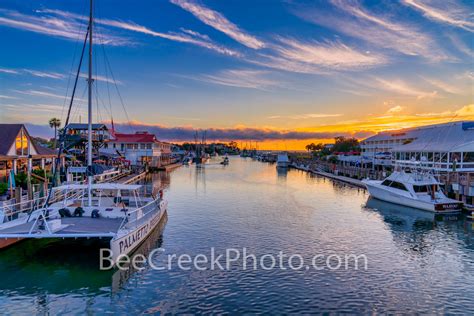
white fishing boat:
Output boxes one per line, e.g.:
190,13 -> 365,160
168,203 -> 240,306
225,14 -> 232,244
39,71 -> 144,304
363,161 -> 462,213
0,0 -> 167,263
276,153 -> 289,169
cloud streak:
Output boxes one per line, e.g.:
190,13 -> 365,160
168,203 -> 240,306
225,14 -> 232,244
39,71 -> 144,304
0,9 -> 132,46
184,69 -> 281,90
40,8 -> 240,56
293,0 -> 450,61
268,113 -> 343,119
402,0 -> 474,32
170,0 -> 265,49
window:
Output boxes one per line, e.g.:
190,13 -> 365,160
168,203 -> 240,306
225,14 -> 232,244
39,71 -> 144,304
146,144 -> 152,149
413,185 -> 428,193
389,181 -> 408,191
15,129 -> 29,156
134,144 -> 138,150
113,143 -> 116,149
126,144 -> 134,149
463,152 -> 474,162
140,144 -> 146,149
381,180 -> 392,187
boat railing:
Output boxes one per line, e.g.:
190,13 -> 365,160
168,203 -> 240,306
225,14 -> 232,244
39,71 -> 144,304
119,198 -> 161,231
0,188 -> 84,224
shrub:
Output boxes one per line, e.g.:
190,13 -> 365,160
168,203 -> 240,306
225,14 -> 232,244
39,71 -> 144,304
0,182 -> 8,195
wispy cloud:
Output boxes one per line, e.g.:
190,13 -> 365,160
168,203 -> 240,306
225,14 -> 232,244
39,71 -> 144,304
270,37 -> 386,71
374,77 -> 438,99
0,9 -> 132,46
268,113 -> 343,119
78,73 -> 123,85
0,66 -> 65,79
170,0 -> 265,49
184,69 -> 281,90
0,67 -> 20,74
422,76 -> 463,94
40,8 -> 240,56
386,105 -> 404,114
22,69 -> 65,79
293,0 -> 450,61
0,94 -> 18,99
402,0 -> 474,32
13,89 -> 64,99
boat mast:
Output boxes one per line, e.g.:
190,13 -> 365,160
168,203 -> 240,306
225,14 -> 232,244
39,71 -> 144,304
87,0 -> 93,206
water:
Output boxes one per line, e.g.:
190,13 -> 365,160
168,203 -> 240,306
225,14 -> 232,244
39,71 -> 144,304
1,157 -> 473,314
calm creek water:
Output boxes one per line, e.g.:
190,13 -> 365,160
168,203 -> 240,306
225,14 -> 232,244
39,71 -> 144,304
0,157 -> 473,314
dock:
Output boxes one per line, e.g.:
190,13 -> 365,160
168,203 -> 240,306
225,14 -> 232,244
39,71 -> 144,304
290,163 -> 366,189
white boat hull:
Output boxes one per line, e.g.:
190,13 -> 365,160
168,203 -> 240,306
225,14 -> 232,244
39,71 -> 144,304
364,181 -> 461,213
110,200 -> 167,262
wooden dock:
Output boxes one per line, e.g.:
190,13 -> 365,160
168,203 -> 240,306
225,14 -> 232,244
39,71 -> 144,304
290,163 -> 366,189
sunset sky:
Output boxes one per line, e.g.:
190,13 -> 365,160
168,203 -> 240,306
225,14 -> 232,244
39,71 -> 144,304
0,0 -> 473,149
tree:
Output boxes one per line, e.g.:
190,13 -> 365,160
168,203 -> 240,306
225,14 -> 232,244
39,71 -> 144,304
49,117 -> 61,149
305,142 -> 324,153
332,136 -> 360,153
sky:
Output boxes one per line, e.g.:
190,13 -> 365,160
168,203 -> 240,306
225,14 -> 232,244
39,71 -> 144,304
0,0 -> 473,149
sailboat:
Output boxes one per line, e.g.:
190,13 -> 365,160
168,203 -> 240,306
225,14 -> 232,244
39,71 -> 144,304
0,0 -> 167,263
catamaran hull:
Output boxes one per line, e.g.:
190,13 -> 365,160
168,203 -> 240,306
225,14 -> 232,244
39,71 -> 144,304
110,201 -> 167,262
364,182 -> 462,213
0,238 -> 23,249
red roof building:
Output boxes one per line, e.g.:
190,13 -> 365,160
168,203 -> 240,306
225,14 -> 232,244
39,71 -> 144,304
101,131 -> 171,167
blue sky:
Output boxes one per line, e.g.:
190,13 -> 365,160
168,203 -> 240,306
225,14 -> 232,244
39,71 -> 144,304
0,0 -> 472,148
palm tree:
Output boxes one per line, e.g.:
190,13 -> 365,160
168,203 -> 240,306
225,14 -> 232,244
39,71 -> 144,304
49,118 -> 61,149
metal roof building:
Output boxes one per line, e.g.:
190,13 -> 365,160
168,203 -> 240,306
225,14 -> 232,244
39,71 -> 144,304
361,121 -> 474,171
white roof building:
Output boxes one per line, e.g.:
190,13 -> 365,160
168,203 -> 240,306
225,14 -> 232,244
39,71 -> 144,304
361,121 -> 474,171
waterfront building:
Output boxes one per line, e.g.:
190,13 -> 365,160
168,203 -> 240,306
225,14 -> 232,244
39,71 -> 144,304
0,124 -> 57,181
101,131 -> 172,167
63,123 -> 110,154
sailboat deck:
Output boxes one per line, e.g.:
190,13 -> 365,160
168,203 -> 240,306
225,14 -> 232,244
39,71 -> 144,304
0,217 -> 123,237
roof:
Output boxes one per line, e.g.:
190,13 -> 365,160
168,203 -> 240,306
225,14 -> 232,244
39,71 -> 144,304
65,123 -> 108,130
33,142 -> 57,156
0,124 -> 23,155
363,121 -> 474,152
111,131 -> 157,143
54,183 -> 142,191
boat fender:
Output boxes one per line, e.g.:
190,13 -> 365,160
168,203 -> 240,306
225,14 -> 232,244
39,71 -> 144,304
74,207 -> 84,217
59,208 -> 72,218
91,209 -> 100,218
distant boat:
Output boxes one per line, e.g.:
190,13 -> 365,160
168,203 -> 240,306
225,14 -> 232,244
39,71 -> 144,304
363,162 -> 462,213
220,156 -> 229,165
276,153 -> 289,169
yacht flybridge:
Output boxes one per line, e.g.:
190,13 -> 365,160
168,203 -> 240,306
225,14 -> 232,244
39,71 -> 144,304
0,0 -> 167,261
363,161 -> 462,213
